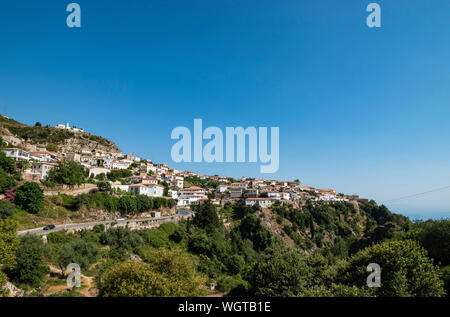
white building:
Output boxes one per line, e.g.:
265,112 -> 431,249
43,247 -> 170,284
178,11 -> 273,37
29,151 -> 61,162
111,160 -> 131,170
245,198 -> 272,209
56,122 -> 84,133
232,182 -> 248,190
1,148 -> 30,161
172,176 -> 184,188
267,191 -> 281,200
31,162 -> 57,180
177,186 -> 207,206
281,192 -> 291,200
129,183 -> 164,197
89,167 -> 110,178
217,184 -> 228,193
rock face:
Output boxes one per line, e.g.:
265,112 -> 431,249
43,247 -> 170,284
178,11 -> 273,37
0,115 -> 123,156
3,282 -> 25,297
56,134 -> 122,156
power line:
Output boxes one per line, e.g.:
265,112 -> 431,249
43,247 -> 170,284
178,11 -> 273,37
382,185 -> 450,204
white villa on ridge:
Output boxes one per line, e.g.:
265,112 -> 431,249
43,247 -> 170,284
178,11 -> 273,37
56,122 -> 84,133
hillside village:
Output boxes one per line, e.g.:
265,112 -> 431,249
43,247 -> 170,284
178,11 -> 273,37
0,117 -> 368,211
0,115 -> 448,299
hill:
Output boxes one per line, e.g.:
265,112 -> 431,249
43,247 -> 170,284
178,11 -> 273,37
0,115 -> 122,155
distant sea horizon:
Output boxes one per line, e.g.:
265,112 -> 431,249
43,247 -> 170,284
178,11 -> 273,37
396,211 -> 450,221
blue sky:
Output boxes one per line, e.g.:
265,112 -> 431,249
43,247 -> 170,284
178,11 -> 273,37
1,1 -> 449,219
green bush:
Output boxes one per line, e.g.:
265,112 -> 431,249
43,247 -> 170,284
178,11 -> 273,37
14,182 -> 44,214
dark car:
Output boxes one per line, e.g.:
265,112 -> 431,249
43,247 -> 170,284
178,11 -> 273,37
43,225 -> 56,231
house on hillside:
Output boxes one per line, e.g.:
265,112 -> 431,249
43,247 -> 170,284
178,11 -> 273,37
129,183 -> 164,197
1,148 -> 30,161
245,198 -> 272,208
89,167 -> 110,178
31,162 -> 57,180
29,151 -> 61,163
177,186 -> 207,206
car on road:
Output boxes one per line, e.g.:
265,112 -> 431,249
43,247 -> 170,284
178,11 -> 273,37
43,224 -> 56,231
116,218 -> 125,222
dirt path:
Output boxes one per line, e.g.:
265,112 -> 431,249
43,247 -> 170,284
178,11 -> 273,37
46,265 -> 98,297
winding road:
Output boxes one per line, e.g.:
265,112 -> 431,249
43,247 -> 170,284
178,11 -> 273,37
17,208 -> 192,236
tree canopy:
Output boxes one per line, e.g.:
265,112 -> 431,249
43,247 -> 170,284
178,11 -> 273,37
47,160 -> 87,186
98,248 -> 206,297
14,182 -> 44,214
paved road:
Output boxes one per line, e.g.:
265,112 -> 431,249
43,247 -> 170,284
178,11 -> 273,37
18,208 -> 192,236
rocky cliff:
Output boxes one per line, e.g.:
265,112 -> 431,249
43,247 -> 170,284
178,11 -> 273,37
0,115 -> 122,156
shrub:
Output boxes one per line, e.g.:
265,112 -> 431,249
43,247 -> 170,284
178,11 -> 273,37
14,182 -> 44,214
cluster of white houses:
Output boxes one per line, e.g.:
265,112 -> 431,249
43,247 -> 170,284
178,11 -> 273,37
1,148 -> 62,180
1,140 -> 367,208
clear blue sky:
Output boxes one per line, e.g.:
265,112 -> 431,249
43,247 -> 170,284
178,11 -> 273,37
1,1 -> 449,219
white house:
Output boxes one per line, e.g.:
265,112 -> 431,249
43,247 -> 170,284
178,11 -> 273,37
55,122 -> 84,133
142,177 -> 159,185
232,182 -> 248,190
245,198 -> 272,208
129,183 -> 164,197
29,151 -> 61,162
111,160 -> 131,170
267,191 -> 281,200
177,186 -> 207,206
89,167 -> 110,178
281,192 -> 291,200
172,176 -> 184,188
1,148 -> 30,161
244,188 -> 259,198
31,162 -> 57,180
112,184 -> 130,192
217,184 -> 228,193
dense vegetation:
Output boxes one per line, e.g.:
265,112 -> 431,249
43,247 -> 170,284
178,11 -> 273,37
52,192 -> 175,215
0,115 -> 114,147
184,176 -> 220,189
0,197 -> 448,297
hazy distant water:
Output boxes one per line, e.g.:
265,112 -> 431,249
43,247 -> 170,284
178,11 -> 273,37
399,211 -> 450,221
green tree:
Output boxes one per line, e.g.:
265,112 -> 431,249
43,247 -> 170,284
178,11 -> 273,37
100,227 -> 144,251
192,201 -> 221,232
238,215 -> 273,251
97,181 -> 111,192
0,152 -> 16,174
337,240 -> 445,297
118,196 -> 137,214
8,235 -> 48,286
46,143 -> 59,152
14,182 -> 44,214
99,248 -> 206,297
0,199 -> 15,219
415,220 -> 450,266
0,219 -> 20,269
47,160 -> 87,186
58,239 -> 100,275
0,219 -> 20,295
246,244 -> 312,296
